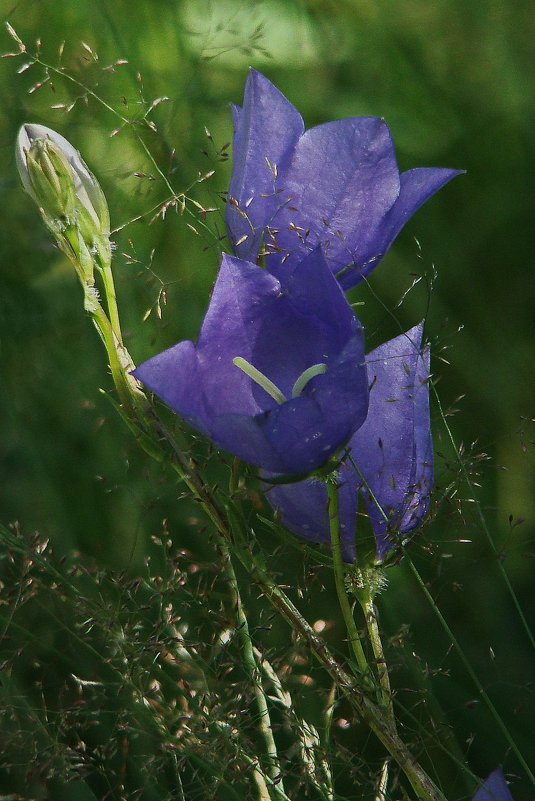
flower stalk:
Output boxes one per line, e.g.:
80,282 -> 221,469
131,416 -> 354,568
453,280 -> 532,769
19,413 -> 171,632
219,535 -> 285,798
326,479 -> 371,682
358,584 -> 396,725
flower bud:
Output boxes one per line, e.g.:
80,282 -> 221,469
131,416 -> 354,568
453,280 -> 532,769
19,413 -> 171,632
16,124 -> 111,274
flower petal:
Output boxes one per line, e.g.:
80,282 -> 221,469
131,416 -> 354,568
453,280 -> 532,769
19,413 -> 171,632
227,72 -> 462,289
336,166 -> 463,289
472,769 -> 514,801
264,117 -> 400,275
227,69 -> 304,263
351,324 -> 432,560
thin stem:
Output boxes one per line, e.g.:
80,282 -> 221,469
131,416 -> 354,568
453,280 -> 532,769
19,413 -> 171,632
239,754 -> 291,801
326,480 -> 371,678
87,293 -> 133,408
433,387 -> 535,652
98,251 -> 123,343
359,587 -> 396,726
219,537 -> 283,796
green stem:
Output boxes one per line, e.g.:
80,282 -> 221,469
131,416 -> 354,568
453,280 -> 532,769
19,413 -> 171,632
84,290 -> 143,417
358,587 -> 396,726
98,249 -> 123,343
241,550 -> 447,801
326,480 -> 371,680
219,537 -> 284,796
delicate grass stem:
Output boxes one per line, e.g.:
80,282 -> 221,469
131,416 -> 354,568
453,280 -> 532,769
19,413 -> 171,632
433,387 -> 535,653
326,480 -> 371,680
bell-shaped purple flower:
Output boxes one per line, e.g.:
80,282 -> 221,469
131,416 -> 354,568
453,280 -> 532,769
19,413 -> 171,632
133,249 -> 369,475
472,769 -> 514,801
227,70 -> 462,290
265,324 -> 432,562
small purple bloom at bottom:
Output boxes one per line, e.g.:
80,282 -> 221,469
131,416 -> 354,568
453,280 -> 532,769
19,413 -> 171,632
472,768 -> 514,801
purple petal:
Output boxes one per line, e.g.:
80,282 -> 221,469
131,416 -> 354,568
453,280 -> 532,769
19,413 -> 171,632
135,255 -> 283,429
336,167 -> 463,290
227,69 -> 304,263
133,339 -> 212,435
472,769 -> 514,801
264,117 -> 401,275
398,341 -> 433,534
266,468 -> 358,562
352,323 -> 432,559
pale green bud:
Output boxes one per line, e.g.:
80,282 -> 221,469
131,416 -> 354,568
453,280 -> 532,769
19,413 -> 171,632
16,124 -> 111,272
23,137 -> 77,223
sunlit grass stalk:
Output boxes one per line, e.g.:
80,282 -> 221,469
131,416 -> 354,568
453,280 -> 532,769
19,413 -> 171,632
240,754 -> 291,801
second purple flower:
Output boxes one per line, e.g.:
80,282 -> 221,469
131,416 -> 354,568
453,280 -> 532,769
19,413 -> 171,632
133,249 -> 369,475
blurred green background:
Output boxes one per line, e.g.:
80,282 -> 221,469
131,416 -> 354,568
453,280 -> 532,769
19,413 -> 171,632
0,0 -> 534,798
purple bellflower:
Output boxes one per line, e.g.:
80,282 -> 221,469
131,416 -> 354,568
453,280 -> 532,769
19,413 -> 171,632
472,769 -> 514,801
133,249 -> 369,475
227,70 -> 462,291
265,324 -> 432,562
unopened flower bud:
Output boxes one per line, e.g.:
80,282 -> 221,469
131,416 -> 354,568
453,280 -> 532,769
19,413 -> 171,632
16,124 -> 111,273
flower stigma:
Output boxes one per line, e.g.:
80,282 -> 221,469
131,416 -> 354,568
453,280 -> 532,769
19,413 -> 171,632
233,357 -> 327,404
291,363 -> 328,398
